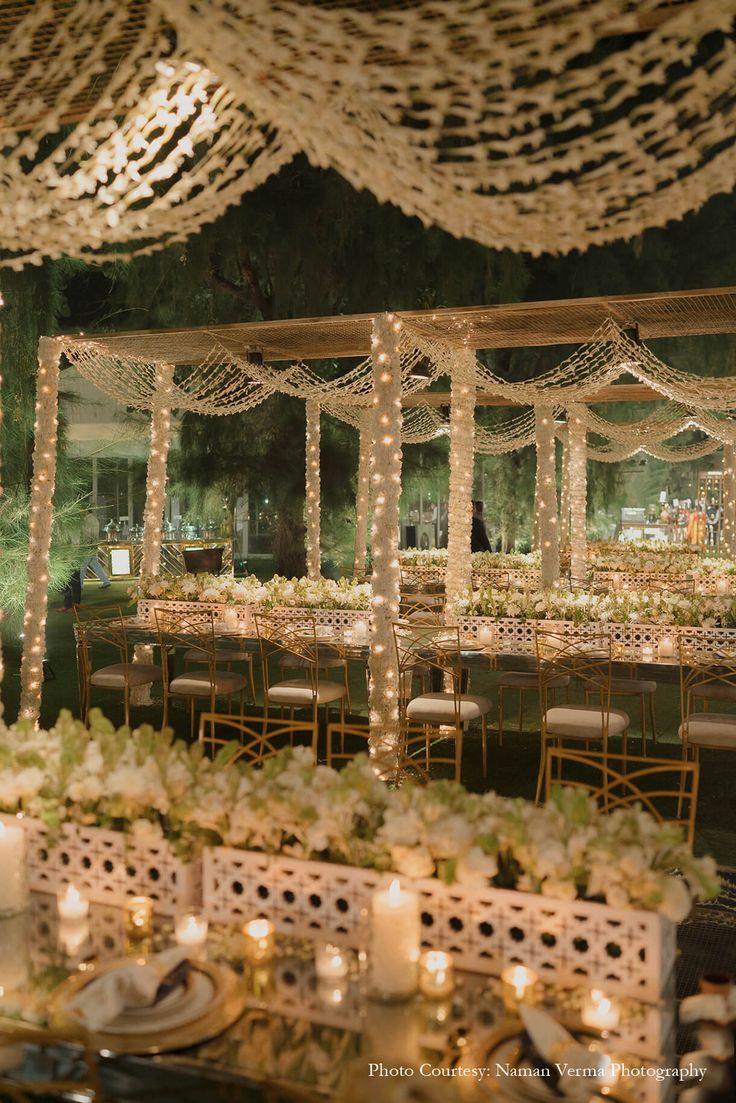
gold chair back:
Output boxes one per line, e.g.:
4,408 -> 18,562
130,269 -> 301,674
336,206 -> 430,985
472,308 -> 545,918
0,1025 -> 102,1102
198,712 -> 318,764
325,721 -> 430,783
544,747 -> 699,845
74,606 -> 128,718
679,635 -> 736,729
535,629 -> 613,721
392,622 -> 464,718
154,607 -> 218,683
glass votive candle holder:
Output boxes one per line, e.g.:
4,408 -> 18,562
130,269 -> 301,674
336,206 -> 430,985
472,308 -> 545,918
58,917 -> 91,957
317,978 -> 349,1006
123,896 -> 154,939
174,911 -> 209,949
315,941 -> 350,981
641,644 -> 654,662
581,988 -> 620,1031
419,950 -> 455,999
57,883 -> 89,921
243,918 -> 276,964
501,964 -> 540,1010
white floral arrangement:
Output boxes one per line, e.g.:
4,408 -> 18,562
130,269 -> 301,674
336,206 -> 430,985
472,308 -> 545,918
455,584 -> 736,628
401,549 -> 540,572
1,711 -> 714,922
129,573 -> 371,611
588,541 -> 736,577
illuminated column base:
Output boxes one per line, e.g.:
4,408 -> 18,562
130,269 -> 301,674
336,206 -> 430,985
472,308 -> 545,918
140,363 -> 174,578
567,404 -> 587,585
19,337 -> 62,721
353,409 -> 371,577
305,399 -> 321,581
368,313 -> 403,730
559,430 -> 570,549
445,352 -> 476,615
534,405 -> 560,587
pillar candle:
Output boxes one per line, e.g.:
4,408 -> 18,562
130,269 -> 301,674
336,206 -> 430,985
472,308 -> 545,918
223,607 -> 238,629
370,879 -> 420,999
0,821 -> 28,917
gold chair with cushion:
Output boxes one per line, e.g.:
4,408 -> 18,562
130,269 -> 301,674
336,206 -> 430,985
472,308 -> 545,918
184,636 -> 257,706
198,711 -> 318,765
155,609 -> 248,735
255,611 -> 347,726
75,606 -> 163,727
497,665 -> 569,745
679,638 -> 736,768
393,622 -> 492,780
534,629 -> 630,802
544,746 -> 699,845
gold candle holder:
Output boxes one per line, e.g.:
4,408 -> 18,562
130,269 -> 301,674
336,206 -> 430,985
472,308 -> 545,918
419,950 -> 455,999
242,918 -> 276,964
123,896 -> 154,939
501,964 -> 540,1010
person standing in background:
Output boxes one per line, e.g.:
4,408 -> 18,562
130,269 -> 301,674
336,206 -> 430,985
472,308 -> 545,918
79,508 -> 110,590
471,500 -> 493,553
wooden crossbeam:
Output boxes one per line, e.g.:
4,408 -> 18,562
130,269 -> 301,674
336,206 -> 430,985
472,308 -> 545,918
402,383 -> 666,407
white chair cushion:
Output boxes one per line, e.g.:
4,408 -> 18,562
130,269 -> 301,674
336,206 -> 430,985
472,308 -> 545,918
679,713 -> 736,748
170,670 -> 247,697
267,680 -> 346,706
90,663 -> 163,689
545,704 -> 629,740
406,692 -> 492,723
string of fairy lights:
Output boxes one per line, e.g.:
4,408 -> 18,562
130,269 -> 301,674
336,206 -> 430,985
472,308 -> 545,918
305,400 -> 321,582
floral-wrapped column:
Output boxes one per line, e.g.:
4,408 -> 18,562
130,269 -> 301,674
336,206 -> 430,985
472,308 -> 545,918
445,351 -> 476,614
305,399 -> 321,581
567,404 -> 588,584
20,337 -> 63,720
368,313 -> 403,730
723,444 -> 736,556
140,362 -> 174,577
353,408 -> 371,577
534,404 -> 560,587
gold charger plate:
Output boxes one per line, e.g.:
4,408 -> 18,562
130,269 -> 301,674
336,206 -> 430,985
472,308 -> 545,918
48,957 -> 247,1056
467,1018 -> 635,1103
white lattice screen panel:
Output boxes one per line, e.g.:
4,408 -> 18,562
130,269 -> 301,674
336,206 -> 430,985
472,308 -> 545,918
2,815 -> 201,916
137,600 -> 368,633
203,848 -> 674,1003
591,570 -> 730,595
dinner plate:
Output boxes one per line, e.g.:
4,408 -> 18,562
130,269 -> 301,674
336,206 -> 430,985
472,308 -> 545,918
49,958 -> 246,1055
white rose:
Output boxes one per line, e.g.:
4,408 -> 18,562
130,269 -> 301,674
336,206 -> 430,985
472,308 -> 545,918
391,845 -> 435,879
455,846 -> 498,888
659,876 -> 692,922
130,818 -> 164,848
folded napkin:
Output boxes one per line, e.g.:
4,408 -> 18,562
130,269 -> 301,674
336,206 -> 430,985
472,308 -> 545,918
68,947 -> 190,1032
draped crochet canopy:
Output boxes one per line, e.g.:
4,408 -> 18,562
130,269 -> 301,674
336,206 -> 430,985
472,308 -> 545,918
2,1 -> 736,266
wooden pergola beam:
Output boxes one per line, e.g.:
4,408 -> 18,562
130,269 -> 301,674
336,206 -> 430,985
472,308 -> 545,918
402,383 -> 666,407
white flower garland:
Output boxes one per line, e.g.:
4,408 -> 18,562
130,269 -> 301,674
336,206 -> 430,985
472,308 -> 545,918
19,338 -> 63,721
140,363 -> 174,577
368,314 -> 403,730
0,708 -> 719,921
305,399 -> 321,580
131,572 -> 372,610
445,353 -> 476,616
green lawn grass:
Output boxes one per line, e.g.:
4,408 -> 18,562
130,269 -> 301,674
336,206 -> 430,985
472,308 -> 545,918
1,579 -> 734,866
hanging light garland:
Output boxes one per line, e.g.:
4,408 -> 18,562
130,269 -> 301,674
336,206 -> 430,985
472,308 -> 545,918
368,314 -> 403,732
723,445 -> 736,557
567,404 -> 588,585
19,338 -> 63,721
140,363 -> 175,577
353,409 -> 372,578
445,352 -> 477,614
305,400 -> 321,581
534,405 -> 560,587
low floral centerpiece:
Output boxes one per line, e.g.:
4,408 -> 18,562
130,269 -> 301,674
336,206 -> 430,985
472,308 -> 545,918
588,540 -> 736,578
131,573 -> 371,611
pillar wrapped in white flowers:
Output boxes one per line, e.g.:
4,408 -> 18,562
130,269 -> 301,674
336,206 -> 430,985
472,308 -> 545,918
368,313 -> 403,730
305,399 -> 321,581
567,403 -> 588,584
20,337 -> 63,721
353,409 -> 371,578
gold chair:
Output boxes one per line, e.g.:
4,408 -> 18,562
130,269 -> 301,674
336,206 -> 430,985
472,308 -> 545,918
398,589 -> 446,625
544,747 -> 699,845
393,622 -> 492,780
75,607 -> 163,727
184,635 -> 257,706
198,712 -> 318,765
0,1025 -> 103,1102
534,629 -> 630,802
255,611 -> 347,725
497,664 -> 569,745
325,721 -> 430,783
679,639 -> 736,769
155,608 -> 248,735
